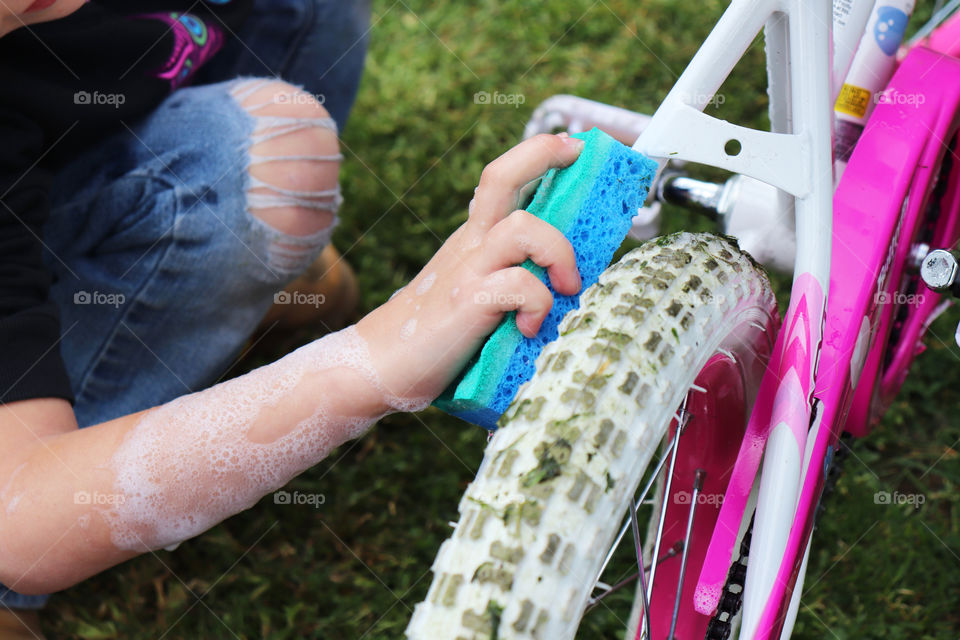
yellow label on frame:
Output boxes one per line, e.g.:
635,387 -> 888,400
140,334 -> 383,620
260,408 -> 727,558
834,83 -> 871,119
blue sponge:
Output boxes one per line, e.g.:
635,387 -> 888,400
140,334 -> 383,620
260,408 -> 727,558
433,128 -> 658,429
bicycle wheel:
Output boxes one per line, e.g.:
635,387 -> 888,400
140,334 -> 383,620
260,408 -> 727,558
406,232 -> 778,640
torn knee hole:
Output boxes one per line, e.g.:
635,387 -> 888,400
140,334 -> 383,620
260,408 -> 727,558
231,78 -> 330,119
233,79 -> 340,158
249,202 -> 337,238
246,165 -> 341,237
232,79 -> 344,238
246,161 -> 342,237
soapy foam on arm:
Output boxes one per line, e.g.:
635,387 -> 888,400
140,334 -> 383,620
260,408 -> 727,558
102,326 -> 429,552
415,272 -> 436,296
400,317 -> 418,340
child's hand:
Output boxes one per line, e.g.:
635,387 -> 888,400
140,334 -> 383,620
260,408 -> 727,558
357,133 -> 585,409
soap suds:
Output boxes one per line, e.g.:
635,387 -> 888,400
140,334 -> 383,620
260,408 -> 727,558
101,326 -> 430,552
1,463 -> 27,516
515,234 -> 540,254
400,317 -> 418,340
416,272 -> 436,296
694,583 -> 724,615
485,271 -> 507,287
6,493 -> 22,515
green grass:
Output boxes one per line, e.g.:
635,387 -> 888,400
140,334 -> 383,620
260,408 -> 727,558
45,1 -> 959,638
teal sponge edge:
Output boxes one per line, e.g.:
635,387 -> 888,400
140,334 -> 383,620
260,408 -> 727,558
432,128 -> 658,429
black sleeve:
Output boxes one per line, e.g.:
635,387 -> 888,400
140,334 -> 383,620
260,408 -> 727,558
0,110 -> 74,405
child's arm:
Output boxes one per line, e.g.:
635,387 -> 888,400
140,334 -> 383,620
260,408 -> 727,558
0,133 -> 585,594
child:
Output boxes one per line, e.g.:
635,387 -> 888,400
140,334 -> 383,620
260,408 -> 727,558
0,0 -> 583,637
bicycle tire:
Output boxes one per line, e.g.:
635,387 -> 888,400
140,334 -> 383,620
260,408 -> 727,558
406,232 -> 777,640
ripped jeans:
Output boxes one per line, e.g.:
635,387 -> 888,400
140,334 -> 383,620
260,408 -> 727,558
0,0 -> 370,611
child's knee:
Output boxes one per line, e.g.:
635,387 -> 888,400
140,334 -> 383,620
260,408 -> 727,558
231,79 -> 342,239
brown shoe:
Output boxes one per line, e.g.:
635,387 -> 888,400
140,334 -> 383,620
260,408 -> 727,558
258,244 -> 360,332
0,609 -> 45,640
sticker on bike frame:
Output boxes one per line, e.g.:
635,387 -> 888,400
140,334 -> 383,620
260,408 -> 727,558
835,83 -> 872,118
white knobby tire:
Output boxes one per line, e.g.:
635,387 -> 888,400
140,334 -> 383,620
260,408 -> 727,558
407,232 -> 777,640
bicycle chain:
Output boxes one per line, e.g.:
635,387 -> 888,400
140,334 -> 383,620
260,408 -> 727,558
703,434 -> 852,640
703,512 -> 753,640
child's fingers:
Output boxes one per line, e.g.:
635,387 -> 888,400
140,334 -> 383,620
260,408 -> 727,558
479,210 -> 581,296
469,133 -> 584,230
470,267 -> 554,337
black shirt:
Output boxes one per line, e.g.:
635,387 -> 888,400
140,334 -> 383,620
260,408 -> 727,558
0,1 -> 251,405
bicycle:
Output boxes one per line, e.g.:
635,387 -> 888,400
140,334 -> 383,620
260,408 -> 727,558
405,1 -> 960,638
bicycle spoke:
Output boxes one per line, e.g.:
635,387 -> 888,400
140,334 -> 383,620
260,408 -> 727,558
629,495 -> 652,640
909,0 -> 960,46
594,428 -> 680,583
668,469 -> 706,640
588,393 -> 695,639
645,395 -> 690,605
585,542 -> 682,612
592,398 -> 693,590
587,395 -> 695,637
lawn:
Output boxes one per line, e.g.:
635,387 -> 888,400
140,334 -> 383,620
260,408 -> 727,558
46,1 -> 959,638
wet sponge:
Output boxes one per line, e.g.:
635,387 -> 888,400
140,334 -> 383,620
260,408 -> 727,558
432,128 -> 658,429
